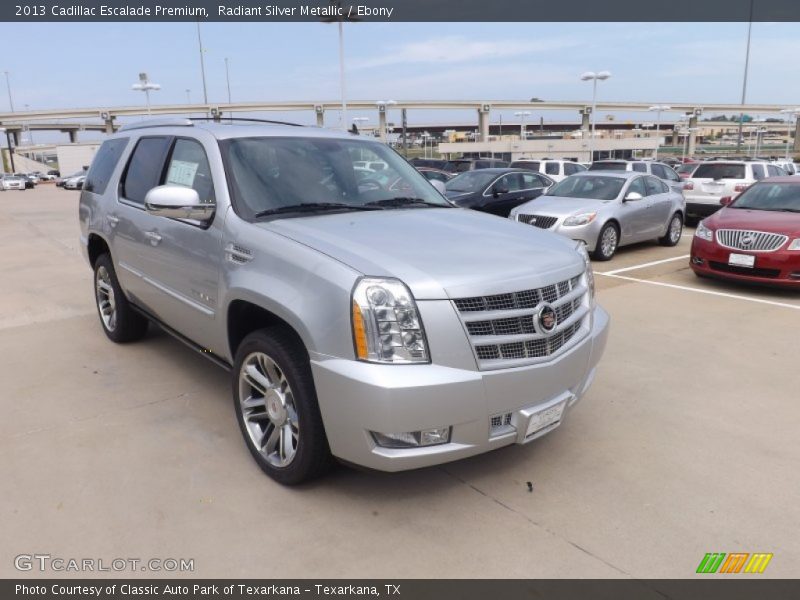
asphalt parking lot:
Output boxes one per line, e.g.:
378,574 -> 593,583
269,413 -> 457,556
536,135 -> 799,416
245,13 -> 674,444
1,185 -> 798,579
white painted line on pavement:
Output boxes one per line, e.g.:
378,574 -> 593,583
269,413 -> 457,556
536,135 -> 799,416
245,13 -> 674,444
597,273 -> 800,311
596,254 -> 690,276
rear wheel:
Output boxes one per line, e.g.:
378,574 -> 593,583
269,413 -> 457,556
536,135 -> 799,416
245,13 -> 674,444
660,213 -> 683,246
592,222 -> 619,261
232,328 -> 332,485
93,254 -> 148,343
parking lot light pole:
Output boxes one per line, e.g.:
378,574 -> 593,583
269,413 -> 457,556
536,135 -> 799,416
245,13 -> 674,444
648,105 -> 671,160
779,108 -> 800,160
196,22 -> 208,105
514,111 -> 531,141
3,71 -> 13,112
131,73 -> 161,115
580,71 -> 611,162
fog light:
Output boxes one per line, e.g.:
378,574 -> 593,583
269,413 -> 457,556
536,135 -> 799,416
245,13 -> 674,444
372,427 -> 451,448
692,256 -> 704,265
489,412 -> 515,437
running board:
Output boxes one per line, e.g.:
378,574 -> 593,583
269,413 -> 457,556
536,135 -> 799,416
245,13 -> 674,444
130,305 -> 232,372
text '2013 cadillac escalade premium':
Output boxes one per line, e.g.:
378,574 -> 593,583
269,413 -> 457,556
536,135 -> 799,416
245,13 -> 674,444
78,119 -> 609,485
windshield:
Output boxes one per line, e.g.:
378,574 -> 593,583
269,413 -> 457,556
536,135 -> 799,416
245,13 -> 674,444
589,162 -> 628,171
692,163 -> 745,180
731,183 -> 800,212
221,136 -> 450,218
546,175 -> 626,200
445,171 -> 497,192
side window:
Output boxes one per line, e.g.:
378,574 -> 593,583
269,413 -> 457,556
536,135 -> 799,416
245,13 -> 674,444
164,138 -> 216,204
632,162 -> 647,173
521,173 -> 545,189
766,165 -> 780,177
84,138 -> 128,194
627,177 -> 646,197
121,137 -> 172,205
644,176 -> 664,196
564,162 -> 579,175
751,164 -> 765,180
663,166 -> 681,181
650,163 -> 667,179
545,162 -> 559,175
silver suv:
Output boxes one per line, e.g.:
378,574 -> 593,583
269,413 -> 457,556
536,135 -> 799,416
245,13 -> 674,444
78,119 -> 609,484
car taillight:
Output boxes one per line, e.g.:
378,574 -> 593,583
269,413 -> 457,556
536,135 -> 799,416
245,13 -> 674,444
734,183 -> 749,192
683,182 -> 694,190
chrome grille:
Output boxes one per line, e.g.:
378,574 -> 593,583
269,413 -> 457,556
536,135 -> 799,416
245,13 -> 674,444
716,229 -> 788,252
518,214 -> 558,229
454,275 -> 587,370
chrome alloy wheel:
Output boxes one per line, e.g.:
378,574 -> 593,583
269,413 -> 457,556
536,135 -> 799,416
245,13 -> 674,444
669,216 -> 683,244
601,226 -> 618,258
95,265 -> 117,332
238,352 -> 299,468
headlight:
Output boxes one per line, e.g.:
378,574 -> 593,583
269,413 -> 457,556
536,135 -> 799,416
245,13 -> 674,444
563,212 -> 597,227
575,241 -> 595,302
788,238 -> 800,251
695,222 -> 714,242
351,277 -> 429,364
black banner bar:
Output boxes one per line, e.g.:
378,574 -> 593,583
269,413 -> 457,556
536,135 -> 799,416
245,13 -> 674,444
3,0 -> 800,22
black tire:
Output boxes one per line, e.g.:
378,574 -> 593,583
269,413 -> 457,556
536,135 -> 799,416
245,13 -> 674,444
93,253 -> 148,343
592,222 -> 619,261
232,327 -> 332,485
659,212 -> 684,247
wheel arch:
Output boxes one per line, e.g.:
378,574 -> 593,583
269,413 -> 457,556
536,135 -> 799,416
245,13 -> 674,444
87,233 -> 111,268
226,298 -> 310,363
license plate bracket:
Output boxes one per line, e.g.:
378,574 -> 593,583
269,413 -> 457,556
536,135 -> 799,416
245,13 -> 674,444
517,394 -> 571,444
729,253 -> 755,268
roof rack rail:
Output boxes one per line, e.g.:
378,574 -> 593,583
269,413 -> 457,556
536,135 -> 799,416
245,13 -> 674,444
118,118 -> 194,132
188,117 -> 305,127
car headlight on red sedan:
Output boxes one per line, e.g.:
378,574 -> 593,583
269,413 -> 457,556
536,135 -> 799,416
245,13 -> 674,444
695,222 -> 714,242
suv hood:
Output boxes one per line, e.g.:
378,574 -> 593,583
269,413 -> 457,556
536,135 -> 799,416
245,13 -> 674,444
263,208 -> 584,299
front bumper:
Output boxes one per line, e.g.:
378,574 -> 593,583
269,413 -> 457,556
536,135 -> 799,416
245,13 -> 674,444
514,215 -> 603,249
311,305 -> 610,471
690,237 -> 800,287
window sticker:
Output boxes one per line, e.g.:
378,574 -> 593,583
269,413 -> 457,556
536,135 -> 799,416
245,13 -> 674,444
166,160 -> 199,187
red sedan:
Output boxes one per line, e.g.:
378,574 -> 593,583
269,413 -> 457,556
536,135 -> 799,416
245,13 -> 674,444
690,177 -> 800,287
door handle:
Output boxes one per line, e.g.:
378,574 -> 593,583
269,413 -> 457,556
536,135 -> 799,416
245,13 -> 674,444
144,230 -> 162,245
107,215 -> 119,228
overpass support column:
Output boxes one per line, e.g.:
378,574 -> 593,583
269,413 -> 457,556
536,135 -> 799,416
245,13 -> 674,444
104,118 -> 116,134
378,105 -> 387,141
687,114 -> 698,157
793,118 -> 800,154
67,130 -> 77,143
477,103 -> 490,142
11,131 -> 20,146
314,105 -> 324,127
580,108 -> 591,133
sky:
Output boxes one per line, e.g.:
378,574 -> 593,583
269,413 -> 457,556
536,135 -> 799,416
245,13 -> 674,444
3,21 -> 800,140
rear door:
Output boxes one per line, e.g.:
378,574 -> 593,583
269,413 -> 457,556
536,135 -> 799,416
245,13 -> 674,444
644,176 -> 673,236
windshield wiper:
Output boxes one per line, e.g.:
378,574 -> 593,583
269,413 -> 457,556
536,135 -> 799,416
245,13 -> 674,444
253,202 -> 382,218
364,197 -> 449,208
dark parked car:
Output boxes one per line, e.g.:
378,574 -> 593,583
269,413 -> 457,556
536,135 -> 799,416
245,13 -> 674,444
408,157 -> 449,170
415,167 -> 453,184
444,168 -> 554,217
443,157 -> 509,174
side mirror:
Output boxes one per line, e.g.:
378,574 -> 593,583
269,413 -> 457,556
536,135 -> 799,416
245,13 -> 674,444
430,179 -> 446,195
624,191 -> 643,202
720,196 -> 733,206
144,185 -> 214,221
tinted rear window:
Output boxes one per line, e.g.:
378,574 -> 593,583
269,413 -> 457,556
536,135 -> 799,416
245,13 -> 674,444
121,137 -> 172,204
545,162 -> 559,175
692,164 -> 745,180
84,138 -> 128,195
589,162 -> 628,171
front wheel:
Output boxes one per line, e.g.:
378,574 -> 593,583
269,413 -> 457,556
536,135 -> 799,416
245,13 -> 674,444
592,222 -> 619,261
232,328 -> 332,485
659,213 -> 683,246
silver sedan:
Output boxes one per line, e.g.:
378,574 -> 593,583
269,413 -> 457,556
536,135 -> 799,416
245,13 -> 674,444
509,171 -> 686,260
